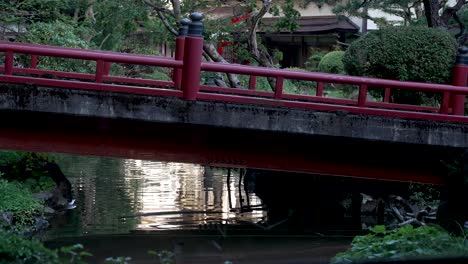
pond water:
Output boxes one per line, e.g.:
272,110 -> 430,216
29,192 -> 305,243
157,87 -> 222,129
45,154 -> 265,239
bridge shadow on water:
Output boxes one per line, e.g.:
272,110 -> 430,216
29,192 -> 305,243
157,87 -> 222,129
0,110 -> 461,263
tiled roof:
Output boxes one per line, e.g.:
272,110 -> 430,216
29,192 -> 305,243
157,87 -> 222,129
259,15 -> 359,34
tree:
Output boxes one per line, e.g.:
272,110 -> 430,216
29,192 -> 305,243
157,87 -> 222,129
343,26 -> 457,103
333,0 -> 468,45
142,0 -> 302,89
1,0 -> 305,89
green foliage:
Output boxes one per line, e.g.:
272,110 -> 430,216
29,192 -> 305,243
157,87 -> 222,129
318,51 -> 345,74
0,233 -> 94,264
0,229 -> 60,264
343,27 -> 457,104
104,256 -> 132,264
274,0 -> 301,32
142,70 -> 171,82
333,0 -> 419,26
92,0 -> 147,51
304,53 -> 324,71
409,183 -> 441,207
0,151 -> 56,193
148,249 -> 175,264
343,27 -> 457,83
331,225 -> 468,263
284,67 -> 316,95
17,21 -> 95,73
59,244 -> 92,264
0,151 -> 22,167
0,179 -> 43,228
236,68 -> 315,94
0,0 -> 67,25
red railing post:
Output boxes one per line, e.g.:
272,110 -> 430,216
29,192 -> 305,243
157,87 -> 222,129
274,77 -> 284,99
358,84 -> 367,107
104,62 -> 111,76
4,51 -> 13,75
30,55 -> 38,69
316,82 -> 323,96
440,91 -> 450,114
249,76 -> 256,90
451,48 -> 468,115
173,18 -> 190,89
95,60 -> 105,83
383,87 -> 391,103
181,13 -> 204,100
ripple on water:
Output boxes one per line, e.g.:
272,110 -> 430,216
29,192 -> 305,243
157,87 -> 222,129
45,154 -> 265,239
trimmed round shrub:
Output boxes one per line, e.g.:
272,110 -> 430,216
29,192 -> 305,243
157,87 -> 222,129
343,27 -> 457,84
318,51 -> 345,74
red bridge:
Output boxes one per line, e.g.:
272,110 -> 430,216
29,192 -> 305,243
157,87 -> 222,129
0,15 -> 468,186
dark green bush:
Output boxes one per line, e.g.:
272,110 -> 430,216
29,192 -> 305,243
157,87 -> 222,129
343,27 -> 457,84
0,229 -> 59,264
331,225 -> 468,264
0,152 -> 56,193
238,72 -> 314,95
284,67 -> 316,95
0,179 -> 44,228
343,27 -> 457,104
318,51 -> 345,74
17,21 -> 95,73
142,70 -> 171,81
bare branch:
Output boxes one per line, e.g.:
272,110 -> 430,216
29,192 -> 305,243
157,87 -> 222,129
156,11 -> 178,36
98,33 -> 111,49
143,0 -> 176,17
452,12 -> 468,46
247,0 -> 276,90
170,0 -> 181,21
441,0 -> 467,24
248,0 -> 272,60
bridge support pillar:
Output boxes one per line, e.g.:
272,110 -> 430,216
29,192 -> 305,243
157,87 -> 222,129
181,13 -> 203,100
451,47 -> 468,115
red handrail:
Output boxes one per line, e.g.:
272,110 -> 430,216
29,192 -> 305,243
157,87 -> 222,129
201,62 -> 468,95
1,41 -> 468,123
0,42 -> 180,67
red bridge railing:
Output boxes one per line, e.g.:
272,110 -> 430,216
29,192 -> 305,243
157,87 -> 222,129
1,12 -> 468,123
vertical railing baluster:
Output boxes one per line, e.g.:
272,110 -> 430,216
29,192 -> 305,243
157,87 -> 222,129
95,60 -> 105,83
440,91 -> 450,114
384,87 -> 390,103
30,55 -> 38,69
316,82 -> 323,96
275,77 -> 284,99
358,84 -> 367,107
5,51 -> 13,75
104,62 -> 111,76
249,76 -> 256,90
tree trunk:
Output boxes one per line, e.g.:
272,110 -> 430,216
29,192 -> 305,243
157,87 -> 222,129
247,0 -> 277,90
423,0 -> 442,27
203,43 -> 241,88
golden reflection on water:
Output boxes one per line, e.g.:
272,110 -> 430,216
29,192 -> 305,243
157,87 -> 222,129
121,159 -> 265,230
49,154 -> 266,237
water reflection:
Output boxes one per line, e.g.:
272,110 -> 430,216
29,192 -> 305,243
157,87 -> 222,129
45,154 -> 265,239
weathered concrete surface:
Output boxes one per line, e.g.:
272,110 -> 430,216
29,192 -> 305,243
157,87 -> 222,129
1,83 -> 468,148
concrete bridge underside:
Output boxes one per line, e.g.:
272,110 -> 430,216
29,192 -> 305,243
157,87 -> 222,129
0,83 -> 466,184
